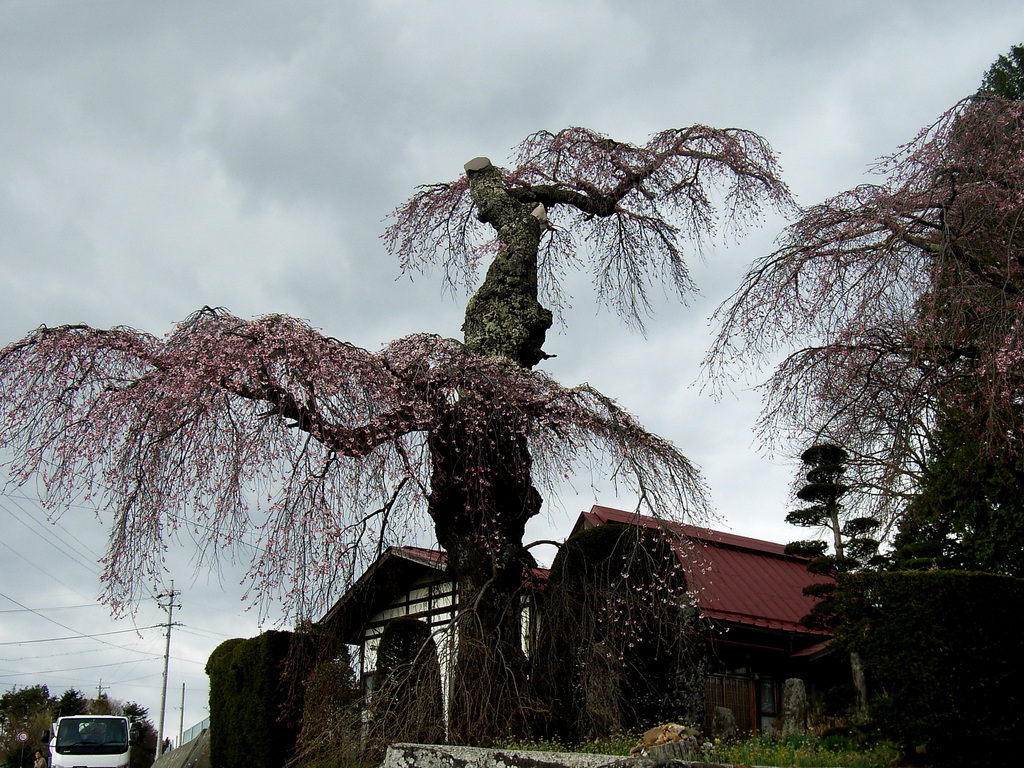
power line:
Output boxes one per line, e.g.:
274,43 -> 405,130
0,659 -> 149,679
0,626 -> 163,646
0,589 -> 163,656
0,497 -> 103,574
175,626 -> 239,641
0,537 -> 96,600
0,604 -> 98,613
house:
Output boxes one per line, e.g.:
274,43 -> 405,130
575,505 -> 837,735
319,545 -> 457,699
319,504 -> 837,736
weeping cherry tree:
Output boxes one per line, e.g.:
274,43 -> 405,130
0,125 -> 790,743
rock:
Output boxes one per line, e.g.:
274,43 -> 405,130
780,678 -> 808,737
709,707 -> 737,740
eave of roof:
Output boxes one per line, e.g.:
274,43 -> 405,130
319,545 -> 548,641
319,545 -> 448,643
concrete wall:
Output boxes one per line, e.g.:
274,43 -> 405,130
382,743 -> 730,768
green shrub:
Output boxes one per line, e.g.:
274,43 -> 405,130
206,630 -> 332,768
370,617 -> 444,750
286,653 -> 363,768
833,570 -> 1024,764
713,733 -> 899,768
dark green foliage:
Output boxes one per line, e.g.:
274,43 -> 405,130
55,690 -> 87,719
786,445 -> 841,566
1,686 -> 54,726
370,617 -> 444,749
534,523 -> 705,742
892,418 -> 1024,576
0,686 -> 55,768
979,43 -> 1024,100
842,538 -> 879,563
841,517 -> 879,537
783,539 -> 827,558
801,582 -> 835,600
206,631 -> 330,768
784,507 -> 826,528
301,656 -> 359,735
832,570 -> 1024,764
88,694 -> 115,715
786,443 -> 881,630
122,702 -> 156,768
796,481 -> 850,505
786,443 -> 882,633
287,650 -> 362,768
801,443 -> 848,468
806,554 -> 857,576
821,684 -> 857,720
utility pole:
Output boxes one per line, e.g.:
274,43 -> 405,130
155,582 -> 180,758
178,683 -> 185,748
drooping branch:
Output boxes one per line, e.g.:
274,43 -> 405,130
386,125 -> 793,329
0,308 -> 709,613
707,97 -> 1024,521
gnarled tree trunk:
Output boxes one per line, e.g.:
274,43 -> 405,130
428,411 -> 542,744
429,158 -> 550,743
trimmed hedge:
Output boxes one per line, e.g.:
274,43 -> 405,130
534,523 -> 704,741
832,570 -> 1024,764
370,617 -> 444,747
206,631 -> 330,768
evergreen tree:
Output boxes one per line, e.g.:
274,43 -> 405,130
785,444 -> 880,575
891,417 -> 1024,576
87,694 -> 119,716
54,690 -> 87,719
122,703 -> 156,768
785,443 -> 881,645
979,43 -> 1024,100
1,686 -> 55,768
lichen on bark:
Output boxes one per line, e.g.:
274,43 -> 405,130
461,158 -> 552,368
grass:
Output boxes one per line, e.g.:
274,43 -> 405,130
713,734 -> 901,767
495,732 -> 903,768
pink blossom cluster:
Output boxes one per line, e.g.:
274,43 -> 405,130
385,126 -> 792,327
0,307 -> 708,615
708,97 -> 1024,523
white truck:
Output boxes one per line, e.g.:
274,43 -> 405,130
45,715 -> 133,768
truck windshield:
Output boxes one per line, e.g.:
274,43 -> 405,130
55,718 -> 129,755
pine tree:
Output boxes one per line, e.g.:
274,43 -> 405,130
785,444 -> 880,575
979,43 -> 1024,100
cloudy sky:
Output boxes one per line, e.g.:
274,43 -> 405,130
2,0 -> 1022,741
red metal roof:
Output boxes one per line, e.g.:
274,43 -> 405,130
323,507 -> 829,644
392,545 -> 447,569
577,505 -> 831,635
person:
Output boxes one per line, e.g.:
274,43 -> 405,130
33,751 -> 47,768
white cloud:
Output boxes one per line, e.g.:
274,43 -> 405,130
4,0 -> 1024,731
